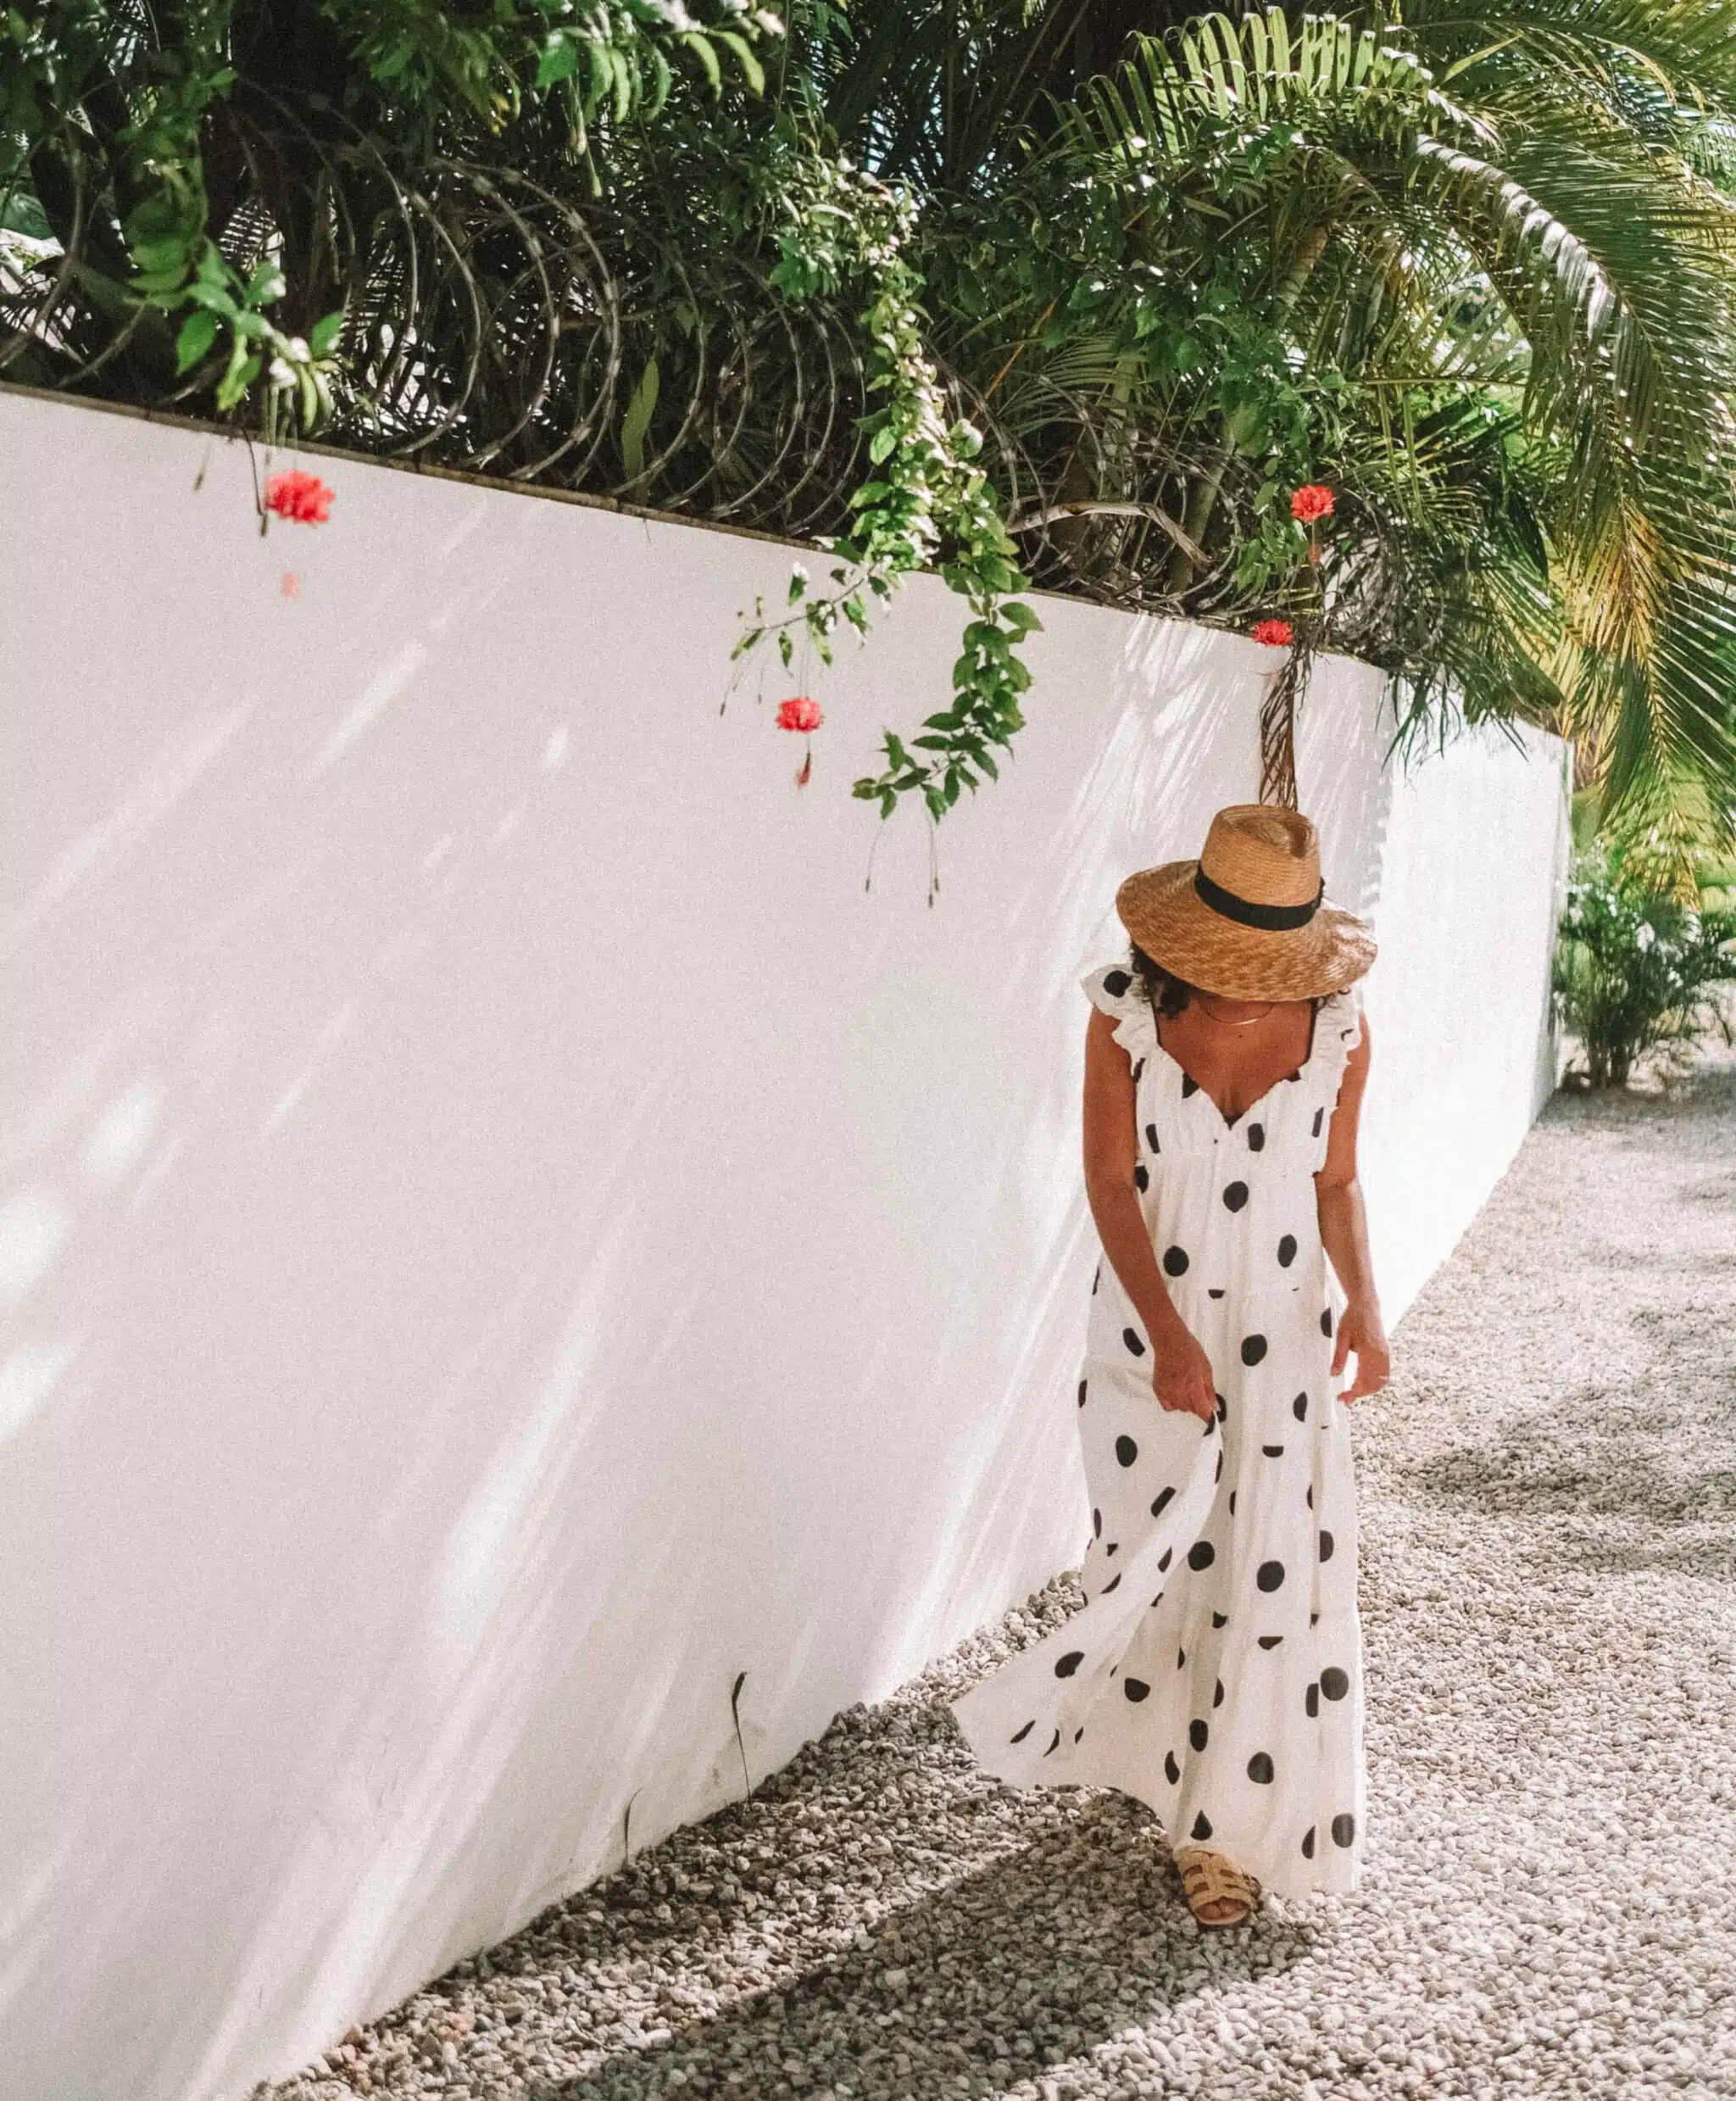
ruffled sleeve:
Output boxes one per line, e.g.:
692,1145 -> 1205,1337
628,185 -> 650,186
1305,983 -> 1367,1167
1081,960 -> 1159,1063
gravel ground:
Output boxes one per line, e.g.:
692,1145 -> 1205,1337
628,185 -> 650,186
261,1052 -> 1736,2101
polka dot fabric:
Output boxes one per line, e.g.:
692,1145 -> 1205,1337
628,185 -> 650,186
949,962 -> 1368,1897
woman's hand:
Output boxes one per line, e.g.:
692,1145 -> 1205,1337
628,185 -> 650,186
1148,1313 -> 1219,1424
1333,1297 -> 1391,1402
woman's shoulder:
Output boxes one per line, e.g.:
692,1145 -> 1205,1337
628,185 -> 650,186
1080,956 -> 1158,1057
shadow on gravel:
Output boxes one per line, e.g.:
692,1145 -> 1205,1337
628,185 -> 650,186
531,1781 -> 1310,2101
520,1722 -> 1303,2101
1401,1385 -> 1736,1578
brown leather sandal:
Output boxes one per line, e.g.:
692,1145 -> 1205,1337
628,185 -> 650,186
1174,1845 -> 1262,1927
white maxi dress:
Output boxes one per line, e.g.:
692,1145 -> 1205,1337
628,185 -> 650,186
949,961 -> 1368,1898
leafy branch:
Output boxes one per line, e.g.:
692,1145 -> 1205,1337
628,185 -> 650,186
737,155 -> 1041,823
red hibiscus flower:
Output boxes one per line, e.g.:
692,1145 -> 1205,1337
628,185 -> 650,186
1251,619 -> 1294,648
264,470 -> 335,524
776,697 -> 824,733
1289,484 -> 1334,524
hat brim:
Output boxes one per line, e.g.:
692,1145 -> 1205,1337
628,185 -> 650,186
1116,859 -> 1375,1001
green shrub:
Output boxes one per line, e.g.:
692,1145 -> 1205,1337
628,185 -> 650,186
1554,848 -> 1736,1087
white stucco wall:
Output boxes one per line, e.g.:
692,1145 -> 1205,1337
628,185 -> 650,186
0,387 -> 1565,2101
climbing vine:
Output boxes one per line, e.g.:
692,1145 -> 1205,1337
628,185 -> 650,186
736,156 -> 1039,825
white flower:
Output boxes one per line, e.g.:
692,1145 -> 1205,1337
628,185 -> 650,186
1635,922 -> 1655,950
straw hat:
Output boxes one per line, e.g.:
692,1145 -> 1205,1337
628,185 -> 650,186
1116,804 -> 1375,1000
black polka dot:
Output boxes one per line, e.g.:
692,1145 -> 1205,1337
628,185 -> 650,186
1332,1813 -> 1355,1848
1247,1752 -> 1275,1784
1078,1379 -> 1088,1407
1150,1591 -> 1164,1608
1093,1507 -> 1102,1536
1162,1245 -> 1189,1277
1043,1727 -> 1060,1754
1227,1490 -> 1237,1515
1241,1334 -> 1267,1366
1319,1529 -> 1335,1562
1124,1327 -> 1146,1357
1321,1307 -> 1333,1336
1214,1451 -> 1223,1481
1212,1677 -> 1225,1708
1216,1391 -> 1228,1421
1211,1610 -> 1227,1629
1305,1681 -> 1320,1717
1301,1825 -> 1316,1859
1124,1676 -> 1150,1702
1207,1287 -> 1225,1299
1306,1485 -> 1314,1507
1190,1810 -> 1213,1841
1158,1546 -> 1173,1573
1189,1719 -> 1209,1752
1182,1073 -> 1199,1099
1247,1123 -> 1266,1152
1164,1750 -> 1181,1785
1256,1559 -> 1285,1592
1310,1609 -> 1320,1626
1321,1666 -> 1349,1701
1103,969 -> 1132,997
1177,1646 -> 1187,1669
1311,1106 -> 1325,1137
1257,1634 -> 1283,1649
1150,1485 -> 1175,1518
1187,1539 -> 1215,1571
1132,1058 -> 1145,1084
1277,1234 -> 1298,1266
1116,1434 -> 1139,1468
1100,1572 -> 1121,1594
1134,1163 -> 1149,1192
1093,1265 -> 1100,1293
1010,1718 -> 1035,1742
1223,1180 -> 1249,1212
1262,1442 -> 1285,1457
1144,1121 -> 1160,1153
1055,1651 -> 1084,1678
1074,1725 -> 1086,1742
1293,1391 -> 1309,1421
1104,1541 -> 1118,1556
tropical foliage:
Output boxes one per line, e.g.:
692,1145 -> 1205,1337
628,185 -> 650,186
1554,844 -> 1736,1084
5,0 -> 1736,859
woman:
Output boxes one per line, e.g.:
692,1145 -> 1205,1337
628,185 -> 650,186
950,803 -> 1390,1928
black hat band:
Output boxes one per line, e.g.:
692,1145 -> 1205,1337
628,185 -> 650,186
1194,865 -> 1324,931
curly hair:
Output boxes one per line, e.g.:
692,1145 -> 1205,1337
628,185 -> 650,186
1127,940 -> 1196,1017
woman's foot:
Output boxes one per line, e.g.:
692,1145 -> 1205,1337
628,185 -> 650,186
1174,1845 -> 1261,1927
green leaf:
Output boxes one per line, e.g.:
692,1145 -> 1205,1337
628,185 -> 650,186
174,309 -> 220,373
679,30 -> 723,93
715,29 -> 765,96
309,309 -> 346,359
778,631 -> 793,668
620,355 -> 659,481
537,36 -> 579,87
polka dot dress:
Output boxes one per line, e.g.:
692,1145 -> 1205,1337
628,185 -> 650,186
949,961 -> 1367,1898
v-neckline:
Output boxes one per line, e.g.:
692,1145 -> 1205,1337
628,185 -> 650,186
1152,996 -> 1321,1130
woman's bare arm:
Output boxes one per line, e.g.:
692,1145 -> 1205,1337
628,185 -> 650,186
1082,1008 -> 1216,1422
1314,1016 -> 1390,1401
